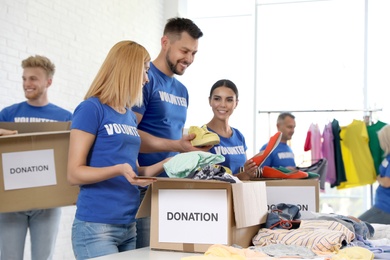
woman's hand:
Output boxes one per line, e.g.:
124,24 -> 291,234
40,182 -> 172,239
0,128 -> 18,136
121,163 -> 156,187
377,175 -> 390,188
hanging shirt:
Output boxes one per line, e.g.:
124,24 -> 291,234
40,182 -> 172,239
331,119 -> 347,187
322,122 -> 336,186
304,123 -> 322,163
132,62 -> 188,177
338,119 -> 376,189
367,121 -> 387,175
208,127 -> 247,174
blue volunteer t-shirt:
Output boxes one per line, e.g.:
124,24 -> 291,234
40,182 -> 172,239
132,62 -> 188,177
259,142 -> 296,168
72,97 -> 141,224
0,101 -> 72,122
208,127 -> 247,174
376,154 -> 390,213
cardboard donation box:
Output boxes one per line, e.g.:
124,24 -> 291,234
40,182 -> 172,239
265,179 -> 319,218
136,178 -> 268,253
0,122 -> 79,213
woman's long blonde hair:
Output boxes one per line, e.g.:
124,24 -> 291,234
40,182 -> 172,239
85,40 -> 150,108
378,125 -> 390,156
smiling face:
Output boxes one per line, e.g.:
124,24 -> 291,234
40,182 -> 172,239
209,86 -> 238,121
22,67 -> 51,105
164,31 -> 199,76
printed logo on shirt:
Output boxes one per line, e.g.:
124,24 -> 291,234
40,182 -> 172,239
213,145 -> 245,155
158,91 -> 187,107
277,152 -> 294,159
14,117 -> 58,122
104,124 -> 139,136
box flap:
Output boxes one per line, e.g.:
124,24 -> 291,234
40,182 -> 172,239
136,186 -> 152,219
0,122 -> 71,133
232,181 -> 268,228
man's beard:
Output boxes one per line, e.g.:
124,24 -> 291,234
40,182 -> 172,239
167,58 -> 182,75
166,49 -> 188,76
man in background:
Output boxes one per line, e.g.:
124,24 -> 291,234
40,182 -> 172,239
259,112 -> 296,168
0,55 -> 72,260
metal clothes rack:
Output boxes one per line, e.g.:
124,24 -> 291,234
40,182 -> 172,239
258,109 -> 382,135
258,108 -> 383,208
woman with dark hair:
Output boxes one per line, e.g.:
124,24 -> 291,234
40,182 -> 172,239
204,79 -> 257,180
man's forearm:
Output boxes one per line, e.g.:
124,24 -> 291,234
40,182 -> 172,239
138,129 -> 180,153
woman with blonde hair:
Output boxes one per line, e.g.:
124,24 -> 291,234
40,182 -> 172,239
359,124 -> 390,224
67,41 -> 166,259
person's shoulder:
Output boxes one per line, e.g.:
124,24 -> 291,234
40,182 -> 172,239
231,127 -> 245,137
75,97 -> 102,111
260,143 -> 268,150
1,101 -> 26,110
0,101 -> 27,116
48,103 -> 71,113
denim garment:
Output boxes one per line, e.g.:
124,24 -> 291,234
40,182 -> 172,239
266,203 -> 301,229
136,188 -> 150,248
72,218 -> 137,259
0,208 -> 61,260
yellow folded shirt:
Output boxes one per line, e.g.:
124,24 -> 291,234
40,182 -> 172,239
332,247 -> 374,260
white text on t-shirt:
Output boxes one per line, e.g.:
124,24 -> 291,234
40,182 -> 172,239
104,124 -> 139,136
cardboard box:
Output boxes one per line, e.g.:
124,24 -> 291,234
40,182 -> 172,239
136,178 -> 268,253
263,179 -> 320,218
0,122 -> 79,213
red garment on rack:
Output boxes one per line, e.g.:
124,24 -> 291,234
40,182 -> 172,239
304,130 -> 311,151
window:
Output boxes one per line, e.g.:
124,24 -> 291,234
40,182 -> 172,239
184,0 -> 389,216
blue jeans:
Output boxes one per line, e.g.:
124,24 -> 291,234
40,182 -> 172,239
0,208 -> 61,260
72,218 -> 137,260
136,188 -> 150,248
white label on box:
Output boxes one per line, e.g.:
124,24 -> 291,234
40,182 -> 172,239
266,186 -> 316,218
158,189 -> 228,244
2,149 -> 57,190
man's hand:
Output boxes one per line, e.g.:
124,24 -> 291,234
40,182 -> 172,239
0,128 -> 18,136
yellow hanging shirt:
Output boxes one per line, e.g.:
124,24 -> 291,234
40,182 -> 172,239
338,120 -> 376,189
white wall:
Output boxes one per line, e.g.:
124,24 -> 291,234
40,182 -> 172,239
0,0 -> 164,113
0,0 -> 169,259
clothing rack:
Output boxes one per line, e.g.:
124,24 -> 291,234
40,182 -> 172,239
257,108 -> 383,209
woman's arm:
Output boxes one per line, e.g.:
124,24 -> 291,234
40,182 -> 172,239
137,157 -> 171,177
67,129 -> 155,187
0,128 -> 17,136
377,175 -> 390,188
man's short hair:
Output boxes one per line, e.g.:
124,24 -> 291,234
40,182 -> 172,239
163,17 -> 203,40
22,55 -> 55,78
277,112 -> 295,124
